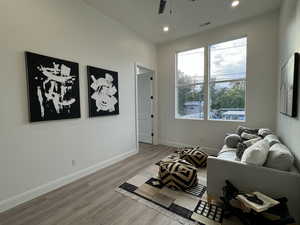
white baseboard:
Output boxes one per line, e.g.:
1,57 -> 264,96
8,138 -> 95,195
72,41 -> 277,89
159,139 -> 191,148
0,149 -> 138,213
159,139 -> 219,156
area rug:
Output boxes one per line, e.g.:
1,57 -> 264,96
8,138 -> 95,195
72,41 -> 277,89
116,152 -> 224,225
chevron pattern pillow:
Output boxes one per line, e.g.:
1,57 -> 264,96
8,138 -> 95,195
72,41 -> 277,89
179,148 -> 208,168
158,159 -> 198,191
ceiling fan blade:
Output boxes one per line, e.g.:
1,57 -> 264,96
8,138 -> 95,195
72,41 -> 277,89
158,0 -> 167,14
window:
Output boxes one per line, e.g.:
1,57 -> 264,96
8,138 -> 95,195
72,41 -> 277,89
175,37 -> 247,121
209,37 -> 247,121
176,48 -> 205,119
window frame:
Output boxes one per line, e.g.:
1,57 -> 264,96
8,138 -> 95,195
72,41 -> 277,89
174,36 -> 247,122
175,47 -> 206,120
208,37 -> 247,122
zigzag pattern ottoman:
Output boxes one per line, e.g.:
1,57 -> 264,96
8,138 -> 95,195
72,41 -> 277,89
179,147 -> 208,168
158,159 -> 198,191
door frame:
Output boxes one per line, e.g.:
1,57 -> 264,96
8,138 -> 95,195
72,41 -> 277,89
134,63 -> 158,152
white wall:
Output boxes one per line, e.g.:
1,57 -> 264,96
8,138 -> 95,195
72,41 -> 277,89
277,0 -> 300,169
157,12 -> 279,149
0,0 -> 156,211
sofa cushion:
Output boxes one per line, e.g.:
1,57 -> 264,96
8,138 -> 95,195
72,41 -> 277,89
236,126 -> 259,136
244,137 -> 262,147
258,128 -> 272,137
265,144 -> 294,171
264,134 -> 281,147
241,132 -> 259,140
219,145 -> 236,154
236,142 -> 247,159
218,151 -> 237,161
236,137 -> 262,159
241,140 -> 270,166
225,134 -> 241,148
218,145 -> 237,161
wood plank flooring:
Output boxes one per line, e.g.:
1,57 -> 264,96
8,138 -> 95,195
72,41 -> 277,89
0,144 -> 185,225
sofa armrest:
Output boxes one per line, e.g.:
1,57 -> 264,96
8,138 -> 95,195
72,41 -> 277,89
207,156 -> 300,223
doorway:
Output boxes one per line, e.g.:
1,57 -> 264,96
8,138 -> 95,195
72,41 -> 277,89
135,65 -> 154,144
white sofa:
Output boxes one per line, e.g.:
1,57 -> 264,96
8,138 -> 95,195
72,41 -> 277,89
207,146 -> 300,223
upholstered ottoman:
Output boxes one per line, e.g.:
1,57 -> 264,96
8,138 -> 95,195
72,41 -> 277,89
179,147 -> 208,168
158,159 -> 198,191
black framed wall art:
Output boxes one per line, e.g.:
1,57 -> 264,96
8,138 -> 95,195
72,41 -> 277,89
25,52 -> 81,122
280,53 -> 299,117
87,66 -> 119,117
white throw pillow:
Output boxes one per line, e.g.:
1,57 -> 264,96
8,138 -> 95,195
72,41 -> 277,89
241,132 -> 259,140
241,139 -> 270,166
244,137 -> 262,147
265,144 -> 294,171
264,134 -> 281,147
258,128 -> 272,137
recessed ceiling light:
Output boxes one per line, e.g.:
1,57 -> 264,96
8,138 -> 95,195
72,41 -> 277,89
231,0 -> 240,8
163,26 -> 169,32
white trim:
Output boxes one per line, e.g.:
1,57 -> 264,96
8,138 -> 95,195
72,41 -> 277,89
207,37 -> 248,122
134,63 -> 157,145
174,117 -> 246,123
0,149 -> 138,213
209,78 -> 246,83
174,36 -> 248,123
175,47 -> 206,120
134,64 -> 140,151
174,117 -> 204,121
208,118 -> 246,123
158,139 -> 192,147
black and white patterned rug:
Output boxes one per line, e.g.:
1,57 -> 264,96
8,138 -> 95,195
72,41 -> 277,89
116,153 -> 224,225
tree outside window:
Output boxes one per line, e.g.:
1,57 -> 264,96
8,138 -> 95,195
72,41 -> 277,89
176,48 -> 205,119
175,37 -> 247,121
209,37 -> 247,121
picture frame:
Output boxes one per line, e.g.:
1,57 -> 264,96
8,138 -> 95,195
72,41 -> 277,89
87,66 -> 119,117
280,53 -> 299,117
25,52 -> 81,122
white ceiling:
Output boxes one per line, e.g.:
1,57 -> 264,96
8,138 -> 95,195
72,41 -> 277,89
83,0 -> 282,43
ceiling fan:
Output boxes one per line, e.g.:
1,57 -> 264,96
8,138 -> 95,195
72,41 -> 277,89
158,0 -> 198,14
158,0 -> 167,14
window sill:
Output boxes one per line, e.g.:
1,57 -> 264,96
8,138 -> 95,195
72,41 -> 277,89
175,117 -> 204,121
174,117 -> 246,123
208,119 -> 246,123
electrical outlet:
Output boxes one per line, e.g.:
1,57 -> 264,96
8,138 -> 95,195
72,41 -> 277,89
72,160 -> 76,167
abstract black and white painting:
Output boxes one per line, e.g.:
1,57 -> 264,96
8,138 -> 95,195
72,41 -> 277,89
25,52 -> 81,122
87,66 -> 119,117
280,53 -> 299,117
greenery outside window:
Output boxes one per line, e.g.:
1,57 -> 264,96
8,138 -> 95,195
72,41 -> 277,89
176,48 -> 205,120
209,37 -> 247,121
175,37 -> 247,121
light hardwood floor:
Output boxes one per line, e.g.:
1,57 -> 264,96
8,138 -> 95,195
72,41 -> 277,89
0,144 -> 186,225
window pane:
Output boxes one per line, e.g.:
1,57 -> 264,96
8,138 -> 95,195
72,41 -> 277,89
177,48 -> 205,85
210,37 -> 247,81
176,84 -> 204,119
209,81 -> 245,121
